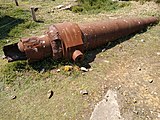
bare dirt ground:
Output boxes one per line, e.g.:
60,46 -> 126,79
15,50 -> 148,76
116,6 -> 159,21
0,1 -> 160,120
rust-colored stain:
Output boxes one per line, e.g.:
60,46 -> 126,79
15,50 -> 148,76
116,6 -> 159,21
3,17 -> 158,62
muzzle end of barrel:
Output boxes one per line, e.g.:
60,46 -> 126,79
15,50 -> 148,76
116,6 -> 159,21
3,43 -> 27,62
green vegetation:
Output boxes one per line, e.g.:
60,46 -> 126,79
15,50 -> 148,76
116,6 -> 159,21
0,3 -> 40,86
0,61 -> 27,85
72,0 -> 130,13
0,4 -> 38,40
0,3 -> 41,86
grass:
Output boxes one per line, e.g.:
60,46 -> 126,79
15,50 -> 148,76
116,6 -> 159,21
72,0 -> 130,13
0,0 -> 160,120
0,2 -> 44,85
0,3 -> 40,56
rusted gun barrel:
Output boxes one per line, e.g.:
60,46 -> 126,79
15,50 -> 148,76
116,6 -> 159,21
3,17 -> 158,62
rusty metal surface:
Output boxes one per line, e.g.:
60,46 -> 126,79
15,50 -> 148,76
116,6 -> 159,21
19,36 -> 52,62
47,26 -> 63,60
79,17 -> 158,50
72,50 -> 84,62
54,22 -> 83,60
3,17 -> 159,63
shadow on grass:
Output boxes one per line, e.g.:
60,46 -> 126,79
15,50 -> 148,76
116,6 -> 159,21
0,15 -> 24,39
29,58 -> 72,72
36,20 -> 44,23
